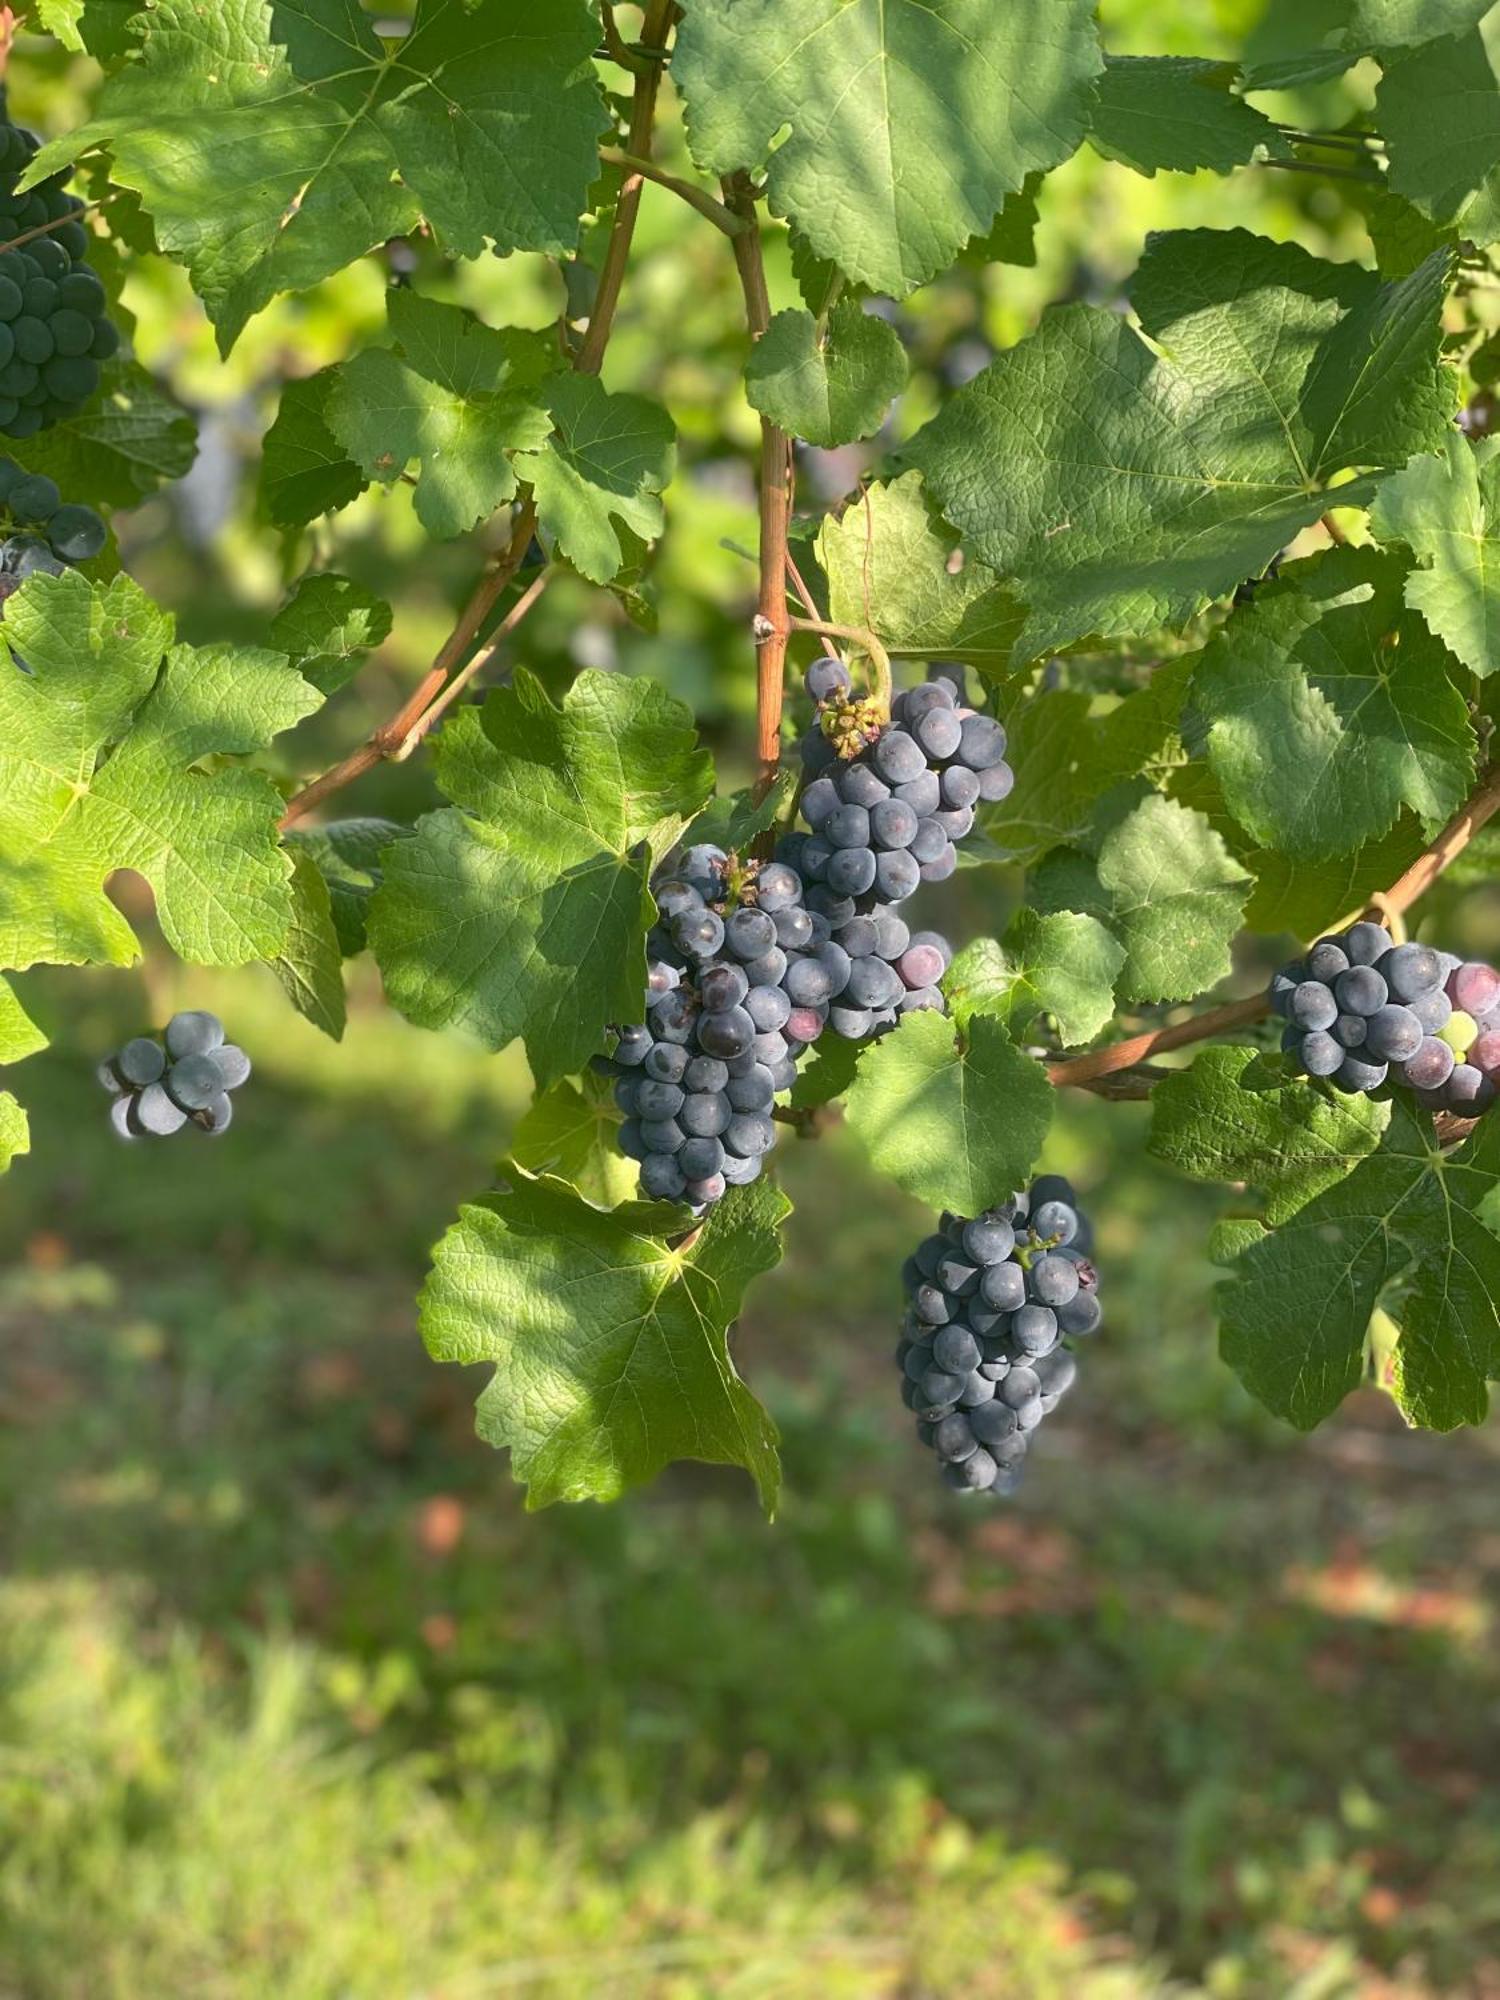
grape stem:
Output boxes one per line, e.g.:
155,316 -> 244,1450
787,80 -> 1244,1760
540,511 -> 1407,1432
723,169 -> 794,798
1049,757 -> 1500,1092
277,0 -> 678,832
785,615 -> 894,715
598,0 -> 653,74
597,149 -> 748,238
0,199 -> 105,256
391,567 -> 553,759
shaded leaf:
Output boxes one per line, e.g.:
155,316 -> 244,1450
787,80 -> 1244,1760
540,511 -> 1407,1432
367,670 -> 714,1088
270,850 -> 347,1040
419,1166 -> 787,1511
516,375 -> 676,586
1030,793 -> 1250,1004
745,300 -> 908,448
1089,57 -> 1291,177
1193,547 -> 1475,858
270,574 -> 393,698
910,230 -> 1454,660
675,0 -> 1101,298
1149,1044 -> 1389,1225
844,1010 -> 1053,1213
1370,432 -> 1500,677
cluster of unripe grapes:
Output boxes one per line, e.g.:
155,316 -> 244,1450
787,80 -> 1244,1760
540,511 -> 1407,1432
1273,922 -> 1500,1115
0,457 -> 105,606
97,1011 -> 251,1140
604,659 -> 1005,1212
896,1179 -> 1101,1496
0,112 -> 116,437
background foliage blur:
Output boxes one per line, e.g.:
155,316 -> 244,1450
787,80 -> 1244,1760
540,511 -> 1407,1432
3,2 -> 1500,1994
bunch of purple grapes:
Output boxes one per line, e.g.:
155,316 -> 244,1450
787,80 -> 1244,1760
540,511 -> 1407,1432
1272,922 -> 1500,1115
896,1178 -> 1101,1496
98,1010 -> 250,1139
794,657 -> 1012,897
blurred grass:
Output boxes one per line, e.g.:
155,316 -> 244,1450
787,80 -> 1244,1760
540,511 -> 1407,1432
3,971 -> 1500,1998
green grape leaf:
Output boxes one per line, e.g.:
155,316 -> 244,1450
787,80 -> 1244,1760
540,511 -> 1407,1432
1149,1044 -> 1390,1225
419,1167 -> 787,1512
1348,0 -> 1493,42
1353,185 -> 1461,280
515,375 -> 676,586
368,670 -> 714,1088
512,1076 -> 637,1211
909,230 -> 1455,660
745,300 -> 908,448
269,574 -> 393,698
1379,21 -> 1500,243
284,818 -> 412,958
0,1093 -> 28,1175
949,908 -> 1124,1048
1193,547 -> 1475,859
1030,793 -> 1251,1004
1370,433 -> 1500,677
270,850 -> 347,1041
1219,1101 -> 1500,1432
1244,816 -> 1425,939
261,372 -> 366,530
35,0 -> 136,58
844,1009 -> 1053,1214
11,360 -> 196,509
0,572 -> 321,973
787,1031 -> 863,1113
0,977 -> 47,1066
817,472 -> 1025,678
674,0 -> 1101,299
1088,57 -> 1291,177
683,767 -> 799,856
941,938 -> 1011,1032
327,297 -> 555,541
982,661 -> 1193,867
960,175 -> 1043,270
35,0 -> 607,351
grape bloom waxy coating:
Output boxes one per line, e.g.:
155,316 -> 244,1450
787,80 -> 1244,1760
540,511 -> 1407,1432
98,1010 -> 251,1139
601,658 -> 1009,1211
896,1178 -> 1101,1497
1272,927 -> 1500,1115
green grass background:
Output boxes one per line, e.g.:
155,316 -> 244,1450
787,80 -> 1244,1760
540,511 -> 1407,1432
3,963 -> 1499,1998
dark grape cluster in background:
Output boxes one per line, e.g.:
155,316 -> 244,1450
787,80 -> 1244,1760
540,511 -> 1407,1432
98,1011 -> 251,1140
0,109 -> 117,437
1273,923 -> 1500,1115
896,1178 -> 1102,1496
0,456 -> 105,604
601,844 -> 812,1210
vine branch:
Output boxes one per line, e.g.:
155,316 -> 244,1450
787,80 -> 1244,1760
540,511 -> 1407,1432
784,614 -> 893,713
278,0 -> 679,830
723,169 -> 793,797
1048,759 -> 1500,1092
597,148 -> 747,237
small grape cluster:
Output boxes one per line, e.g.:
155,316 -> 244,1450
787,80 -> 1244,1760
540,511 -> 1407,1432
794,657 -> 1013,898
0,114 -> 117,437
896,1178 -> 1102,1496
0,459 -> 105,608
97,1011 -> 251,1140
1272,923 -> 1500,1115
604,844 -> 814,1208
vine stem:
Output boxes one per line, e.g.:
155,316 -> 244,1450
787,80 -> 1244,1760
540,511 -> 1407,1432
1048,758 -> 1500,1091
723,170 -> 794,796
390,568 -> 552,759
278,0 -> 678,831
785,614 -> 893,713
597,148 -> 747,237
598,0 -> 652,75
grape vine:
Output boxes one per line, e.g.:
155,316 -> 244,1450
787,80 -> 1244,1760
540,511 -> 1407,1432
4,0 -> 1500,1515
